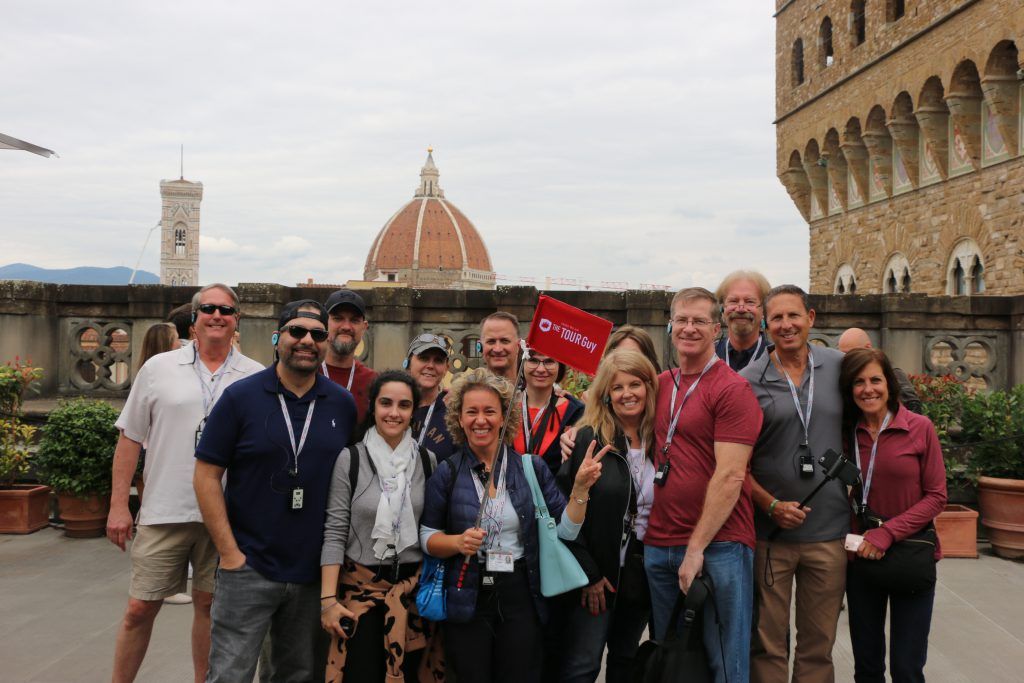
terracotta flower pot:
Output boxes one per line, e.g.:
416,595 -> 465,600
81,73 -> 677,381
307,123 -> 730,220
934,504 -> 979,558
977,476 -> 1024,560
0,484 -> 51,534
56,492 -> 110,538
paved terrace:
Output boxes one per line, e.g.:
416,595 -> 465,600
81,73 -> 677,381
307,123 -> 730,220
1,527 -> 1023,682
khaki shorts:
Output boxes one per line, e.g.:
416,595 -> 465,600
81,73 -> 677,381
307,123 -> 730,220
129,522 -> 217,601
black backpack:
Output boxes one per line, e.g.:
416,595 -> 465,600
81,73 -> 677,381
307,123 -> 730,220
632,575 -> 717,683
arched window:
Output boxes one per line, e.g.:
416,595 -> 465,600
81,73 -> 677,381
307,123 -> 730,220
882,253 -> 911,293
946,240 -> 985,295
820,18 -> 834,67
792,39 -> 805,85
174,225 -> 187,256
887,0 -> 904,22
851,1 -> 866,46
834,264 -> 857,294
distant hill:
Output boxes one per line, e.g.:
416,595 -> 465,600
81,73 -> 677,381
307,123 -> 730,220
0,263 -> 160,285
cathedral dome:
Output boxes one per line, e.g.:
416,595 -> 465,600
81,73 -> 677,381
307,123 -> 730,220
363,151 -> 494,289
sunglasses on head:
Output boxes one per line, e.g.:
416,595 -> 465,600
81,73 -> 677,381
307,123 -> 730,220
280,325 -> 329,342
197,303 -> 238,316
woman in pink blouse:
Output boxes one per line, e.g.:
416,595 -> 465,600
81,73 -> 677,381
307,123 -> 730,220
839,348 -> 947,683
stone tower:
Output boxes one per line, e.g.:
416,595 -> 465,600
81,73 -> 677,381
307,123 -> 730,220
775,0 -> 1024,295
159,176 -> 203,286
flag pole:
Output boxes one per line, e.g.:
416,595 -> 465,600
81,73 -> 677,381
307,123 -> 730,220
456,340 -> 529,590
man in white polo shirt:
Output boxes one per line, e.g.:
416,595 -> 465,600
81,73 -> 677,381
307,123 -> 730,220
106,283 -> 264,683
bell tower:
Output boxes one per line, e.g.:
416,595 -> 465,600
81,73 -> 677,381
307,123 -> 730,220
159,173 -> 203,286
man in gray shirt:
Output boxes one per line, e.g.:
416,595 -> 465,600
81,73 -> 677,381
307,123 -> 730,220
740,285 -> 848,683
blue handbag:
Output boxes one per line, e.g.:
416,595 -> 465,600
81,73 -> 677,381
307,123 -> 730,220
416,555 -> 447,621
520,454 -> 589,597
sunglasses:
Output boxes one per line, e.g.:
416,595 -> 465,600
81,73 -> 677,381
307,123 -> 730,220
413,333 -> 450,350
197,303 -> 238,316
281,325 -> 329,343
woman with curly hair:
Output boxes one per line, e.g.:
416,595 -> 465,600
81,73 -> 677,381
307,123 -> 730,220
419,367 -> 604,682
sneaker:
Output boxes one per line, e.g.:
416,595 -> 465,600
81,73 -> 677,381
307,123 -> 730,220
164,593 -> 193,605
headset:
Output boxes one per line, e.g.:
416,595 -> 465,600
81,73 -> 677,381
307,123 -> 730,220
603,395 -> 611,406
191,310 -> 197,325
475,339 -> 483,354
402,357 -> 410,369
271,332 -> 280,346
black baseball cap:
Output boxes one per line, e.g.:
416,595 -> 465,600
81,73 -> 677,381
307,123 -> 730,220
325,290 -> 367,317
278,300 -> 328,330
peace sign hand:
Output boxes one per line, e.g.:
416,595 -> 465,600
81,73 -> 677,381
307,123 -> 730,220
573,441 -> 610,492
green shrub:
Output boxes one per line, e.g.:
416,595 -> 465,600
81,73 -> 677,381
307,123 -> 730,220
35,399 -> 119,497
0,358 -> 42,416
961,385 -> 1024,481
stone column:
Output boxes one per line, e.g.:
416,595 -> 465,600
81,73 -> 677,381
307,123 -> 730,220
886,114 -> 919,187
860,130 -> 892,199
779,167 -> 812,221
840,132 -> 869,204
915,104 -> 950,179
980,74 -> 1020,155
944,91 -> 983,171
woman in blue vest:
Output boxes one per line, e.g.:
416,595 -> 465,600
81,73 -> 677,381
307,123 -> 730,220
419,367 -> 604,682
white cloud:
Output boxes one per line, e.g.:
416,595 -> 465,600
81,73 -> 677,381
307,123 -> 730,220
0,1 -> 805,290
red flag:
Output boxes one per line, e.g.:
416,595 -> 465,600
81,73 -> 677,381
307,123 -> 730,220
526,295 -> 613,375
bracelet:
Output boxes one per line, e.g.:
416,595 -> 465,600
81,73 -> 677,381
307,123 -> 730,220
320,594 -> 336,600
767,499 -> 780,518
571,492 -> 590,504
320,601 -> 338,614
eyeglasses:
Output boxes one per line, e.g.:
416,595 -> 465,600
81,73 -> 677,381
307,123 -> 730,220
280,325 -> 329,342
724,298 -> 760,309
524,358 -> 559,369
197,303 -> 237,316
672,317 -> 715,328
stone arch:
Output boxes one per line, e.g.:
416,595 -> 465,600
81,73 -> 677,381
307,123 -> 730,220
819,229 -> 873,292
887,91 -> 919,191
819,17 -> 834,68
173,222 -> 187,256
946,59 -> 984,171
916,76 -> 950,182
792,39 -> 805,86
834,263 -> 858,294
945,238 -> 986,295
930,205 -> 996,294
981,40 -> 1020,156
862,104 -> 892,200
882,252 -> 912,293
851,0 -> 866,47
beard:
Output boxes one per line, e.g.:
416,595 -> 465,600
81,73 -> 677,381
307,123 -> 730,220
727,313 -> 757,336
331,337 -> 358,357
281,347 -> 320,374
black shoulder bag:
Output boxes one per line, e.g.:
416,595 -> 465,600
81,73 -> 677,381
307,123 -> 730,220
632,575 -> 716,683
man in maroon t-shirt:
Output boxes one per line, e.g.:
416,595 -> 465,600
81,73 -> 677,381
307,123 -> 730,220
645,286 -> 762,683
322,290 -> 377,425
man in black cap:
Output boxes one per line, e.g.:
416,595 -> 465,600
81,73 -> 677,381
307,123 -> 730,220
323,289 -> 377,423
194,300 -> 356,683
406,333 -> 456,461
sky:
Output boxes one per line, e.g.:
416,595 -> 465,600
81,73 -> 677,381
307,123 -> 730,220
0,1 -> 807,291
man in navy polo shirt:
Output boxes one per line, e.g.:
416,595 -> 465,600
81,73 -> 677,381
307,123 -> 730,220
194,299 -> 356,683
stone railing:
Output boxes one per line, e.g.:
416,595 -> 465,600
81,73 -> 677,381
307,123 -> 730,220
1,280 -> 1021,397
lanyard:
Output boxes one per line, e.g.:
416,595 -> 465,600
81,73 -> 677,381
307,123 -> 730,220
520,394 -> 552,454
627,442 -> 648,509
724,335 -> 763,368
663,356 -> 718,455
277,394 -> 316,476
471,448 -> 509,551
416,399 -> 438,447
322,361 -> 355,392
193,347 -> 233,419
773,347 -> 815,447
854,411 -> 893,507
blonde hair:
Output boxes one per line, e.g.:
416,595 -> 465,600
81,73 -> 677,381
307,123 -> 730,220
444,367 -> 522,445
715,270 -> 771,305
580,350 -> 658,449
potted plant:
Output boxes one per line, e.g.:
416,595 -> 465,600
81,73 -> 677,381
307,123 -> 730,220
912,374 -> 979,558
0,359 -> 48,534
961,385 -> 1024,559
35,398 -> 119,538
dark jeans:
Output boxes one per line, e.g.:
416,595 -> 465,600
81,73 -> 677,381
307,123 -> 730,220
342,602 -> 422,679
207,564 -> 319,683
558,592 -> 650,683
445,564 -> 544,683
846,562 -> 935,683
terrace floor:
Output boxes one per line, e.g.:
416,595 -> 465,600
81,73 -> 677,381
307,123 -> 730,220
1,527 -> 1022,682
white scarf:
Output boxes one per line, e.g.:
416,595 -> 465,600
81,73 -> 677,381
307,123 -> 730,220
365,426 -> 419,561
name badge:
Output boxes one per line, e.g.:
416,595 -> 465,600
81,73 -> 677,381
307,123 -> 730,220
486,550 -> 514,573
291,487 -> 304,510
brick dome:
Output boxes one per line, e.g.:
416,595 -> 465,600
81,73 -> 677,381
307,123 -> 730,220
363,152 -> 495,290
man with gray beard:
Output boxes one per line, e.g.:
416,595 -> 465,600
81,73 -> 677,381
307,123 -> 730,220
322,289 -> 377,423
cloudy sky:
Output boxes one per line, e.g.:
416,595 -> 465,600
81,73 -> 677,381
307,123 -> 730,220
1,1 -> 807,291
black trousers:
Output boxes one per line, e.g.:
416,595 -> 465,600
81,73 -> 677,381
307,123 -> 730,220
445,564 -> 544,683
341,603 -> 422,680
846,561 -> 935,683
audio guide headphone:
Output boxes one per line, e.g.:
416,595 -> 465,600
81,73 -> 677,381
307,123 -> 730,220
271,332 -> 280,346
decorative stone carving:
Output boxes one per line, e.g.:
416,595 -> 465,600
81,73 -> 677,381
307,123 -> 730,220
924,333 -> 1003,392
67,320 -> 132,392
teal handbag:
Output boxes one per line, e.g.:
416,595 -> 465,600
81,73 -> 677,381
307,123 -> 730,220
520,454 -> 589,597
